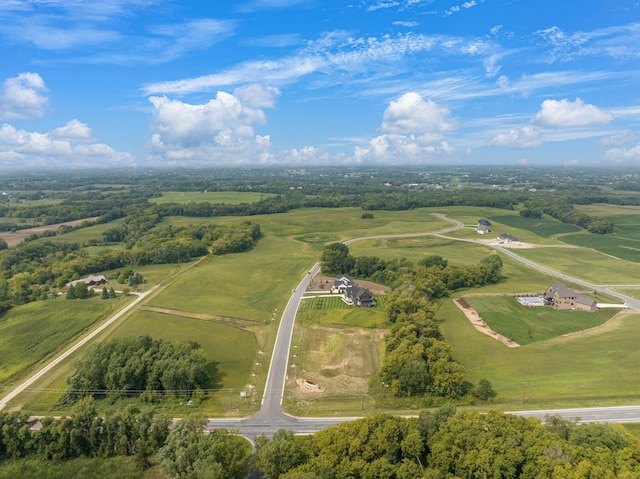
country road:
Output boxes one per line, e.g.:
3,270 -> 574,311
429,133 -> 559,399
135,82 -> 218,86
0,287 -> 157,411
3,213 -> 640,437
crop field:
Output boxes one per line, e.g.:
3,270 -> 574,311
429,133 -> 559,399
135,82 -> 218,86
0,299 -> 112,384
350,236 -> 496,266
559,233 -> 640,263
150,191 -> 276,205
439,299 -> 640,408
515,246 -> 640,284
490,214 -> 581,238
148,235 -> 314,321
464,295 -> 616,345
0,457 -> 152,479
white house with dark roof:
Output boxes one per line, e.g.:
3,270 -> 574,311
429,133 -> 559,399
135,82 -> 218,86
477,218 -> 491,234
331,274 -> 355,293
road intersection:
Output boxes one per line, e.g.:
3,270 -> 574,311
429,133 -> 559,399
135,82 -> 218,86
2,214 -> 640,437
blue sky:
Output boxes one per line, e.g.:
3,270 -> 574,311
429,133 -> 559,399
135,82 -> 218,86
1,0 -> 639,169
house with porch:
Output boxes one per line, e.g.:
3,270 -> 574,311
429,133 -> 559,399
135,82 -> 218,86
62,275 -> 107,293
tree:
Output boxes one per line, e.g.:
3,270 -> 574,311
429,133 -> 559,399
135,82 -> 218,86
473,379 -> 497,401
254,430 -> 308,479
66,284 -> 76,299
73,280 -> 90,299
158,417 -> 250,479
101,286 -> 109,299
108,287 -> 116,298
320,243 -> 355,275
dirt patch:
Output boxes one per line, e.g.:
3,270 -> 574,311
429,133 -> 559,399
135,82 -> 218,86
478,239 -> 578,249
296,378 -> 325,393
454,298 -> 520,348
309,275 -> 390,294
0,217 -> 100,247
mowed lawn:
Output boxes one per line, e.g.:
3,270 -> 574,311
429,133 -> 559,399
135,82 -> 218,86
112,310 -> 257,392
464,295 -> 615,346
0,299 -> 112,383
298,295 -> 389,328
439,299 -> 640,408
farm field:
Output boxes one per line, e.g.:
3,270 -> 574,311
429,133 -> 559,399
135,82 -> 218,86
439,299 -> 640,408
514,246 -> 640,284
559,232 -> 640,263
489,214 -> 582,238
150,191 -> 276,204
0,299 -> 113,384
463,295 -> 616,346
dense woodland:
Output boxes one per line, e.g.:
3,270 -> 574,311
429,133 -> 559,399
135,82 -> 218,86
2,406 -> 640,478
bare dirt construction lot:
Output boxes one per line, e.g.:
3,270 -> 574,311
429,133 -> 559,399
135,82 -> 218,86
0,217 -> 99,247
286,326 -> 386,404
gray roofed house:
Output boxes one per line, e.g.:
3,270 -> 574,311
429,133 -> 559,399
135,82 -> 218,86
62,275 -> 106,293
544,284 -> 597,312
497,233 -> 519,243
344,285 -> 376,307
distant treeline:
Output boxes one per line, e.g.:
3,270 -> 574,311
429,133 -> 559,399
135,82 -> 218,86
0,221 -> 261,314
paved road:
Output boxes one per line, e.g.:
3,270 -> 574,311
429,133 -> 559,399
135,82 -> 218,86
0,287 -> 157,411
4,213 -> 640,437
512,406 -> 640,424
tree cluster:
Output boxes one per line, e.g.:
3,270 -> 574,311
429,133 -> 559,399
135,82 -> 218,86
64,335 -> 212,403
253,409 -> 640,479
523,198 -> 615,234
0,221 -> 261,313
0,400 -> 168,467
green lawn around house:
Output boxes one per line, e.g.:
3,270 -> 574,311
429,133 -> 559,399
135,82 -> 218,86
463,295 -> 616,346
439,298 -> 640,409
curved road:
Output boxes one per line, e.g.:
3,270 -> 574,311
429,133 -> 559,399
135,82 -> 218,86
3,214 -> 640,437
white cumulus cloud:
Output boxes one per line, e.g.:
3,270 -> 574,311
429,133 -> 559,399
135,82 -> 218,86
532,98 -> 613,128
0,122 -> 134,169
147,90 -> 278,166
380,92 -> 454,134
0,72 -> 48,120
488,126 -> 542,149
603,144 -> 640,163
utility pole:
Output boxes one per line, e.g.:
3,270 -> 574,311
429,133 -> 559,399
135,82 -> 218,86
522,383 -> 527,404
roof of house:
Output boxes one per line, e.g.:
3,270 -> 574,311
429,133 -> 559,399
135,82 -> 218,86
498,233 -> 519,242
546,284 -> 576,298
66,275 -> 106,288
478,218 -> 491,225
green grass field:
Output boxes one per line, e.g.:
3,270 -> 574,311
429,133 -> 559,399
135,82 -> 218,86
559,232 -> 640,263
0,299 -> 112,384
298,295 -> 389,328
112,310 -> 257,393
490,214 -> 581,238
515,246 -> 640,284
439,299 -> 640,408
150,191 -> 276,205
464,295 -> 615,346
